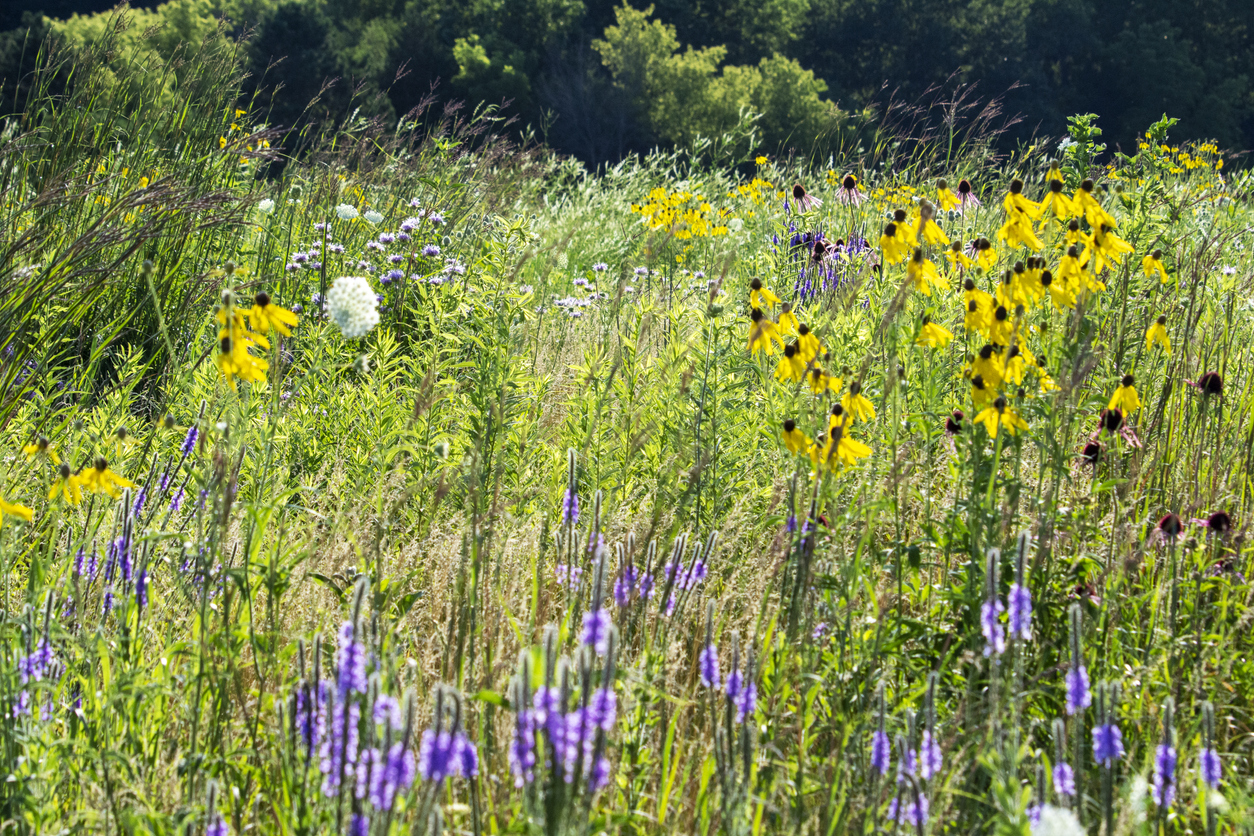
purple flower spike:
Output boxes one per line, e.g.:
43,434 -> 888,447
582,608 -> 610,656
870,729 -> 891,776
1200,747 -> 1221,789
1007,582 -> 1032,640
1065,666 -> 1091,715
1152,744 -> 1177,807
981,598 -> 1006,657
1052,762 -> 1076,796
1091,723 -> 1124,766
918,731 -> 942,780
699,643 -> 720,689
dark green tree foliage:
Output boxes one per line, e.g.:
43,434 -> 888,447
2,0 -> 1252,161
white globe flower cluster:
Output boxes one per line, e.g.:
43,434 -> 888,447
326,275 -> 379,339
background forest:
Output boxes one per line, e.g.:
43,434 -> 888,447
1,0 -> 1253,164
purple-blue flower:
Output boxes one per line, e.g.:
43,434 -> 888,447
349,813 -> 369,836
418,729 -> 475,783
1053,762 -> 1076,796
181,425 -> 199,459
1066,666 -> 1091,715
1152,744 -> 1177,807
699,643 -> 720,689
582,608 -> 610,656
562,487 -> 579,527
981,598 -> 1006,657
509,708 -> 536,787
337,622 -> 367,696
887,794 -> 928,827
1200,747 -> 1221,789
206,815 -> 229,836
1092,723 -> 1124,766
870,730 -> 891,776
918,731 -> 942,780
1007,582 -> 1032,640
589,687 -> 617,731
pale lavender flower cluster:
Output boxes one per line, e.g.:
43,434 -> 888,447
1065,666 -> 1091,715
1007,582 -> 1032,639
980,598 -> 1006,656
1200,747 -> 1221,789
699,643 -> 719,689
1052,762 -> 1076,796
1092,723 -> 1124,766
870,730 -> 891,775
1152,744 -> 1177,807
417,727 -> 477,783
582,607 -> 611,656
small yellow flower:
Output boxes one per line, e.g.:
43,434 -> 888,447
974,396 -> 1028,438
841,381 -> 876,422
777,304 -> 799,337
80,458 -> 137,499
827,417 -> 872,468
755,155 -> 768,165
781,419 -> 810,455
48,464 -> 84,506
936,179 -> 960,212
245,292 -> 299,337
907,249 -> 944,296
0,496 -> 34,526
806,367 -> 843,396
775,345 -> 807,383
1108,374 -> 1141,414
22,437 -> 60,466
880,223 -> 910,265
1039,166 -> 1075,219
1145,315 -> 1170,353
749,278 -> 781,309
796,323 -> 822,362
1142,250 -> 1169,284
747,309 -> 783,355
916,317 -> 953,348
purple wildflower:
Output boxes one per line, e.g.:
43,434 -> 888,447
1091,723 -> 1124,766
74,547 -> 84,578
206,815 -> 229,836
170,486 -> 185,512
589,688 -> 617,731
356,746 -> 380,800
918,731 -> 942,780
136,566 -> 148,614
1066,666 -> 1091,715
336,622 -> 367,696
417,730 -> 457,782
373,695 -> 402,730
372,741 -> 415,809
1200,748 -> 1221,789
582,608 -> 610,656
561,487 -> 579,527
613,565 -> 637,607
734,676 -> 756,722
349,814 -> 369,836
887,794 -> 928,827
422,244 -> 440,257
1152,744 -> 1177,807
1053,762 -> 1076,796
1007,582 -> 1032,639
181,425 -> 199,459
870,730 -> 891,776
981,598 -> 1006,657
590,755 -> 612,790
319,698 -> 361,797
132,488 -> 147,517
698,643 -> 720,689
510,709 -> 536,787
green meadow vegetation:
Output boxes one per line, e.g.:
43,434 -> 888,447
0,9 -> 1253,836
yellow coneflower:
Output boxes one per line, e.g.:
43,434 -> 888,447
946,240 -> 974,271
907,249 -> 944,296
80,458 -> 137,499
796,323 -> 822,362
0,496 -> 33,527
22,436 -> 60,466
995,268 -> 1029,311
989,305 -> 1014,346
917,199 -> 949,246
891,209 -> 919,248
1057,246 -> 1085,288
1002,179 -> 1042,221
216,335 -> 269,390
245,291 -> 299,336
1142,249 -> 1169,284
1039,166 -> 1074,219
48,463 -> 84,505
777,303 -> 800,337
749,278 -> 781,309
1002,344 -> 1033,386
747,309 -> 783,355
972,344 -> 1005,389
775,344 -> 807,382
1145,315 -> 1170,353
1072,179 -> 1116,229
841,381 -> 876,422
807,367 -> 842,395
829,418 -> 872,468
1019,258 -> 1046,303
1108,374 -> 1142,414
997,209 -> 1044,251
880,223 -> 910,265
936,179 -> 960,212
970,374 -> 996,409
975,238 -> 998,271
916,316 -> 953,348
781,419 -> 810,455
1086,225 -> 1134,273
1041,270 -> 1076,311
974,396 -> 1028,438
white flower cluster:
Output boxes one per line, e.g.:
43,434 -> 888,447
335,204 -> 359,220
326,276 -> 379,339
1031,805 -> 1084,836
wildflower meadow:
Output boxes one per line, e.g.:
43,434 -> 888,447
3,17 -> 1254,836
